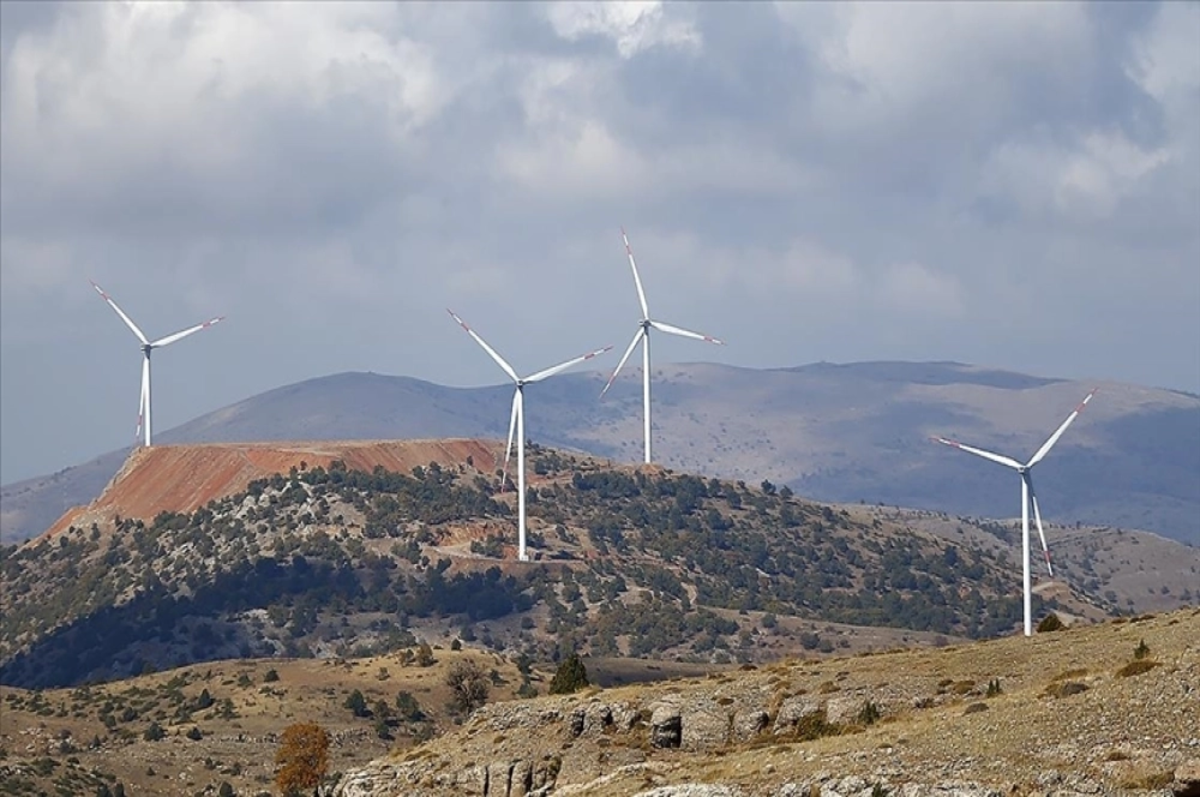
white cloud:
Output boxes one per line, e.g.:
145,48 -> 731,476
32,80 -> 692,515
980,129 -> 1171,222
0,1 -> 1197,481
544,1 -> 701,59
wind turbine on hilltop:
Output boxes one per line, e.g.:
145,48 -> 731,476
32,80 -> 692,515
448,309 -> 611,562
91,281 -> 225,448
601,228 -> 724,463
932,388 -> 1097,637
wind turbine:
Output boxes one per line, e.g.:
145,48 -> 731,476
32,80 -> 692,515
91,281 -> 225,448
448,309 -> 611,562
601,228 -> 724,463
932,389 -> 1097,637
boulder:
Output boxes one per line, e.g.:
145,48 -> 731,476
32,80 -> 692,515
773,696 -> 821,734
732,708 -> 769,741
681,701 -> 730,751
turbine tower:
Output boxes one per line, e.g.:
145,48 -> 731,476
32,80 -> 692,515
601,228 -> 724,463
932,389 -> 1097,637
448,309 -> 611,562
91,281 -> 225,447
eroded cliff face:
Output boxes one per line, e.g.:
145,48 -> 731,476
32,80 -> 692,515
332,610 -> 1200,797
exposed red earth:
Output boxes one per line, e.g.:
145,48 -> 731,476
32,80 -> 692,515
38,439 -> 503,542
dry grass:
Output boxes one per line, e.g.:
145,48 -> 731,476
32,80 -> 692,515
0,648 -> 533,796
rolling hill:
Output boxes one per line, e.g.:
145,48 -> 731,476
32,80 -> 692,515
3,440 -> 1196,693
3,361 -> 1198,545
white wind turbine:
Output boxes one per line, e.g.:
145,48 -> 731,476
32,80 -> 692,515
91,281 -> 225,448
932,389 -> 1097,637
448,309 -> 611,562
600,228 -> 724,463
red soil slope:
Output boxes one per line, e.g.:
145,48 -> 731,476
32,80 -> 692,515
40,439 -> 501,541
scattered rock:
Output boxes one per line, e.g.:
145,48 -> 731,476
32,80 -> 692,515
634,786 -> 745,797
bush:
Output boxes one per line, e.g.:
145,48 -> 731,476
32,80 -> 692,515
1036,613 -> 1064,633
344,689 -> 369,718
1133,639 -> 1149,660
985,678 -> 1002,697
275,722 -> 330,797
856,699 -> 881,726
395,691 -> 424,722
1116,659 -> 1160,678
446,659 -> 490,714
185,726 -> 203,741
549,653 -> 589,696
142,722 -> 165,742
263,668 -> 280,683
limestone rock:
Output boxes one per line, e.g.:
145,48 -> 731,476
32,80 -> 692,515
732,708 -> 769,741
773,696 -> 821,734
681,699 -> 731,751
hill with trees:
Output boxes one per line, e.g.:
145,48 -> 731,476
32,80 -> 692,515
4,442 -> 1195,691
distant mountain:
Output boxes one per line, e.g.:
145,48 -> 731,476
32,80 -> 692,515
3,361 -> 1198,545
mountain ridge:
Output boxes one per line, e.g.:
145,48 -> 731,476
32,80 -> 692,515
4,360 -> 1197,545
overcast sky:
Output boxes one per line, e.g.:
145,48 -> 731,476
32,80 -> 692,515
2,1 -> 1198,483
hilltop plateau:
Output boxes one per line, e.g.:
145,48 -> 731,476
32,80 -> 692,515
4,361 -> 1198,545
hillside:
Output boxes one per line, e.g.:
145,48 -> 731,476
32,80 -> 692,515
329,608 -> 1200,797
4,361 -> 1199,545
0,648 -> 543,797
5,609 -> 1193,797
3,442 -> 1196,693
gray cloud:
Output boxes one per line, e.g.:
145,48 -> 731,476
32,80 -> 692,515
2,0 -> 1197,483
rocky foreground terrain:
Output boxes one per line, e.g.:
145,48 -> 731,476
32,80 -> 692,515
334,609 -> 1200,797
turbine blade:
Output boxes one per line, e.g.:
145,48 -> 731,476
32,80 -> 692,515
930,437 -> 1024,470
648,319 -> 724,345
621,227 -> 651,319
91,281 -> 149,345
1026,389 -> 1098,468
600,328 -> 645,399
1027,474 -> 1053,577
447,309 -> 519,383
150,316 -> 225,348
501,389 -> 519,489
524,345 -> 613,384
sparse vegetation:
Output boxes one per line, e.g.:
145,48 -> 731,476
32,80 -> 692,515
1116,659 -> 1160,678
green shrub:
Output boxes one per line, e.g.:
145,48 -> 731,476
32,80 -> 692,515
549,654 -> 589,696
1036,613 -> 1064,633
856,699 -> 881,726
1133,639 -> 1149,660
